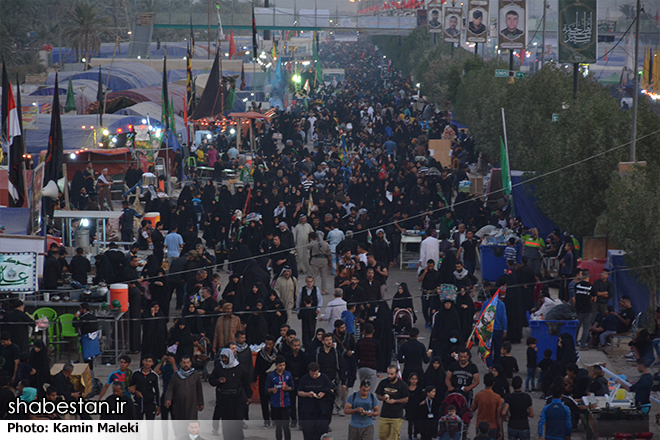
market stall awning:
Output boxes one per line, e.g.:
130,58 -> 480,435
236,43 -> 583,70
228,111 -> 272,119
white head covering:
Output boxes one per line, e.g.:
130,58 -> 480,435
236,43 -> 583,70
220,348 -> 240,369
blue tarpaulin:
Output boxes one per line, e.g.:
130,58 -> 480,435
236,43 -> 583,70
0,208 -> 31,235
511,171 -> 558,239
46,62 -> 162,92
607,250 -> 650,315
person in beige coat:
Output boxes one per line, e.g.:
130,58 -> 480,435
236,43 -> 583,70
273,266 -> 298,325
214,303 -> 242,352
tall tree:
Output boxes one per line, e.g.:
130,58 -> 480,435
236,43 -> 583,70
63,1 -> 111,62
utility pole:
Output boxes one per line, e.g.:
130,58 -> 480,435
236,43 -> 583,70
207,0 -> 211,59
630,0 -> 641,162
541,0 -> 547,67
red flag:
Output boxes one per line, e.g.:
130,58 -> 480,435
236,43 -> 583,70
229,29 -> 236,59
242,187 -> 252,216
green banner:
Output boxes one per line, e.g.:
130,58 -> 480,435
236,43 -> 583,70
558,0 -> 597,64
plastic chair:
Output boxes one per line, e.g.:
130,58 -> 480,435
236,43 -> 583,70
58,314 -> 79,359
186,156 -> 197,168
33,307 -> 58,342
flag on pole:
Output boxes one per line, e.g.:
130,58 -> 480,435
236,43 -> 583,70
303,78 -> 310,94
467,288 -> 501,362
215,3 -> 225,41
170,97 -> 176,133
44,73 -> 64,186
339,133 -> 348,164
240,63 -> 246,90
96,66 -> 104,127
186,41 -> 193,114
2,64 -> 25,207
162,51 -> 170,130
190,14 -> 195,50
65,76 -> 77,113
183,94 -> 190,145
307,191 -> 314,216
224,76 -> 236,112
229,29 -> 236,59
500,136 -> 511,195
272,43 -> 277,60
243,187 -> 252,216
251,5 -> 258,59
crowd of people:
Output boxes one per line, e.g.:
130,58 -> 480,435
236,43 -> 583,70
0,40 -> 654,440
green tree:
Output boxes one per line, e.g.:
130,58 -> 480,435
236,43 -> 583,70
606,164 -> 660,308
63,1 -> 112,61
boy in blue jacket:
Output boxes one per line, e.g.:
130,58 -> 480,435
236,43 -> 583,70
266,356 -> 295,440
538,385 -> 572,440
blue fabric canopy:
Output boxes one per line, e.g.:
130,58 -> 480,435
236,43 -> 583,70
511,171 -> 558,239
607,250 -> 650,316
52,43 -> 210,64
0,208 -> 31,235
46,62 -> 162,92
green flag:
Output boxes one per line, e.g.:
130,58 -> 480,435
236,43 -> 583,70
65,76 -> 76,113
170,97 -> 176,134
225,78 -> 236,112
500,136 -> 511,195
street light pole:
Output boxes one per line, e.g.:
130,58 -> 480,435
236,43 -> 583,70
541,0 -> 547,67
630,0 -> 641,162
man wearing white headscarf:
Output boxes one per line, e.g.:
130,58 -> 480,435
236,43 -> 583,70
209,348 -> 252,438
294,214 -> 314,274
274,266 -> 299,324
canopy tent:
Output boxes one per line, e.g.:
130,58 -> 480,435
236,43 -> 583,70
103,84 -> 188,115
598,72 -> 622,85
167,69 -> 203,83
46,62 -> 162,92
23,114 -> 182,158
228,111 -> 272,119
607,250 -> 651,316
114,102 -> 187,133
0,208 -> 31,234
510,170 -> 559,239
52,42 -> 210,65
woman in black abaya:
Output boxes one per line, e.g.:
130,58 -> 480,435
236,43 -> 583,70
455,285 -> 475,344
167,317 -> 194,362
142,302 -> 168,360
429,298 -> 461,359
374,300 -> 395,372
222,274 -> 245,311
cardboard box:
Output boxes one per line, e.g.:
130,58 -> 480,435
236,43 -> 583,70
50,363 -> 92,396
469,174 -> 484,195
428,139 -> 452,169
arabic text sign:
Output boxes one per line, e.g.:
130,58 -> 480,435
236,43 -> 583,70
0,253 -> 38,292
558,0 -> 597,64
21,106 -> 39,130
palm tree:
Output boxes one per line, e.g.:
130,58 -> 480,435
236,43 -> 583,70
63,1 -> 111,61
619,4 -> 636,20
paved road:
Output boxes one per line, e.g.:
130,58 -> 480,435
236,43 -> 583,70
85,264 -> 651,440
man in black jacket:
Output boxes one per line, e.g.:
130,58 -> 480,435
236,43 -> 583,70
128,355 -> 160,419
314,331 -> 345,419
209,348 -> 251,439
254,335 -> 277,428
397,327 -> 430,381
285,338 -> 310,427
51,363 -> 81,402
298,363 -> 333,440
2,300 -> 34,353
69,247 -> 91,286
73,303 -> 100,369
100,382 -> 135,420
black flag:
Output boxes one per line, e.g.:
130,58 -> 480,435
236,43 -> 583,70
44,73 -> 63,186
96,66 -> 104,127
252,5 -> 258,60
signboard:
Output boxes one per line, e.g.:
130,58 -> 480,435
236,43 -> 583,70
514,71 -> 526,78
428,2 -> 443,33
443,5 -> 463,43
495,69 -> 510,77
21,105 -> 39,130
467,0 -> 490,43
552,113 -> 559,122
0,252 -> 38,292
498,0 -> 526,50
558,0 -> 597,64
417,9 -> 428,27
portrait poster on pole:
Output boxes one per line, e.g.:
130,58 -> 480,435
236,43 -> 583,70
443,5 -> 463,43
467,0 -> 490,44
427,3 -> 443,33
498,0 -> 526,50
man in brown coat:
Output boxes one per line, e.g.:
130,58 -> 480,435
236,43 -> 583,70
214,303 -> 242,353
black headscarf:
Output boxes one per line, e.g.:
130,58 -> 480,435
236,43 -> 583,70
430,301 -> 461,357
374,300 -> 394,372
491,364 -> 510,397
168,318 -> 194,361
222,275 -> 245,311
424,356 -> 448,400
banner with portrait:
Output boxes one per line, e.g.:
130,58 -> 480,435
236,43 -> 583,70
498,0 -> 526,49
427,2 -> 443,33
417,8 -> 428,28
558,0 -> 597,64
467,0 -> 490,43
443,5 -> 463,43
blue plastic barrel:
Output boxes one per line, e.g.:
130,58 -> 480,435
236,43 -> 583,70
529,320 -> 579,360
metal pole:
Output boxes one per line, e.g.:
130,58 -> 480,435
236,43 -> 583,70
573,63 -> 579,100
541,0 -> 547,67
207,0 -> 211,59
474,43 -> 478,55
630,0 -> 641,162
315,0 -> 317,27
509,50 -> 514,71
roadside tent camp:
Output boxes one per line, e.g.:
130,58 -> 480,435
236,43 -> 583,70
52,42 -> 210,65
113,102 -> 187,133
103,84 -> 188,115
607,250 -> 651,317
46,62 -> 162,92
511,171 -> 558,239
